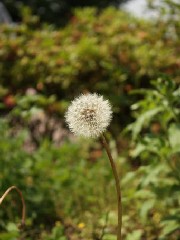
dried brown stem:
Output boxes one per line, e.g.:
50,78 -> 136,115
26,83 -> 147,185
101,134 -> 122,240
0,186 -> 26,228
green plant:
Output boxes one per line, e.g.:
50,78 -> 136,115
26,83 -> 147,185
126,78 -> 180,239
0,118 -> 119,239
0,7 -> 179,139
1,0 -> 128,26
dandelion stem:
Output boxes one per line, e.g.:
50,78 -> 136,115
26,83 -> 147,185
0,186 -> 26,228
101,134 -> 122,240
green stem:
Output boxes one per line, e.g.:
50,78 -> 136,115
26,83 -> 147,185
101,134 -> 122,240
0,186 -> 26,228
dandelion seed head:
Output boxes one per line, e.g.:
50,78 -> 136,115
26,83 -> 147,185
65,93 -> 112,138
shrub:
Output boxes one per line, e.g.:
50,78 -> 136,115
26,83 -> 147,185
0,8 -> 179,135
1,0 -> 128,25
0,119 -> 118,239
125,78 -> 180,239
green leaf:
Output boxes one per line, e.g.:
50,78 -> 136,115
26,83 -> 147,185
160,220 -> 180,237
130,143 -> 146,158
168,123 -> 180,152
140,199 -> 155,221
132,107 -> 163,140
103,234 -> 116,240
6,222 -> 18,232
126,229 -> 143,240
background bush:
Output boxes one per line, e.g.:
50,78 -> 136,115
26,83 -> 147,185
1,0 -> 129,26
0,8 -> 179,135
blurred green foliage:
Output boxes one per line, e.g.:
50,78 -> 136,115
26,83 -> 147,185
1,0 -> 128,26
0,4 -> 180,240
0,78 -> 179,239
125,77 -> 180,239
0,7 -> 179,134
0,119 -> 117,239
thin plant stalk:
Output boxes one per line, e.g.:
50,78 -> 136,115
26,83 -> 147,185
0,186 -> 26,228
101,134 -> 122,240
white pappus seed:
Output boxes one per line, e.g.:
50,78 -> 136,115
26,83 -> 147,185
65,93 -> 112,138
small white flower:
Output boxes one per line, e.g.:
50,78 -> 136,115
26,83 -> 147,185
65,93 -> 112,138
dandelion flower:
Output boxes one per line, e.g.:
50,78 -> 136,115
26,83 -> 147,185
65,93 -> 122,240
65,93 -> 112,138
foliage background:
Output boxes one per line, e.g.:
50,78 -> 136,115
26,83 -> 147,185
0,1 -> 179,239
1,0 -> 128,26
